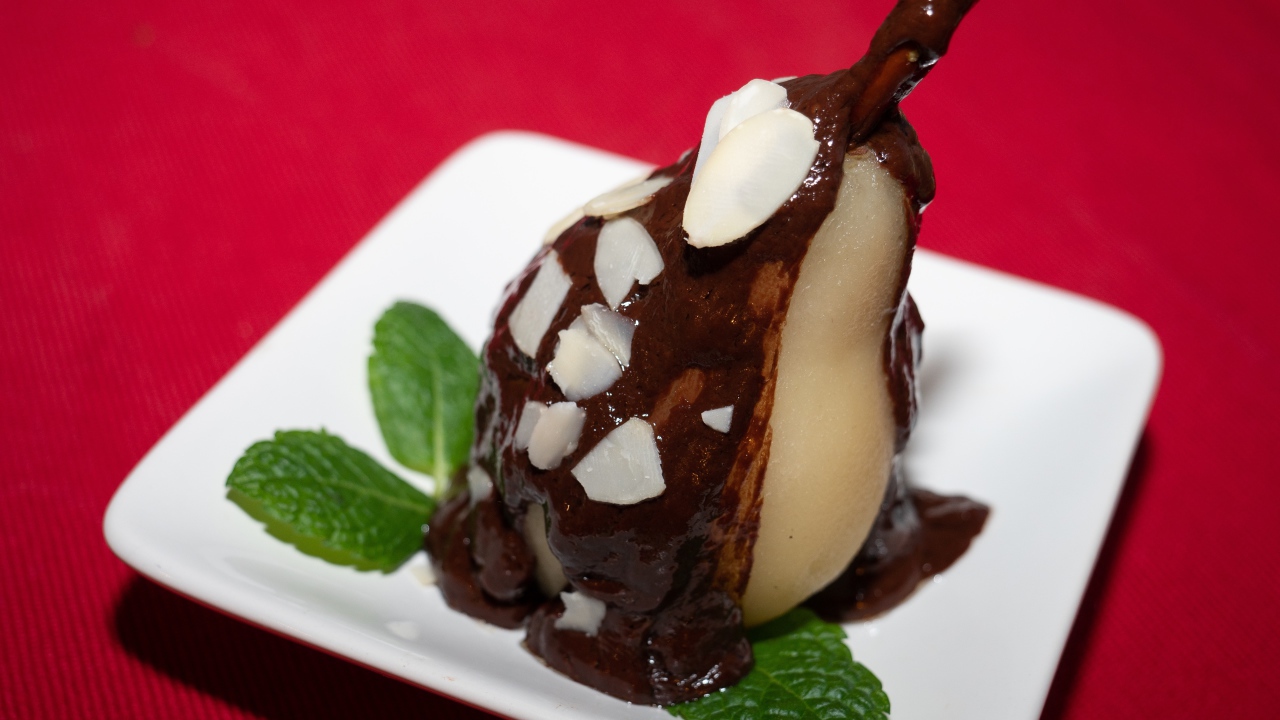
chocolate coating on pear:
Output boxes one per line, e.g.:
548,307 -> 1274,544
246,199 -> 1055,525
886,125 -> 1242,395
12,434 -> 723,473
426,0 -> 988,705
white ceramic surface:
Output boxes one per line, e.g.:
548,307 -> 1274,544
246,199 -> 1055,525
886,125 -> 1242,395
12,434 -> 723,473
104,131 -> 1161,720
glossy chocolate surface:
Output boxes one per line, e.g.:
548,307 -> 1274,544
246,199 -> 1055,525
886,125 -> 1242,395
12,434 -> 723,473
806,469 -> 991,622
426,0 -> 987,704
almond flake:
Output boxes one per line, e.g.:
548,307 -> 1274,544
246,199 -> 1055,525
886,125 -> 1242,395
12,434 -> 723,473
693,94 -> 732,182
466,465 -> 493,505
584,175 -> 674,218
701,405 -> 734,433
683,108 -> 819,248
543,205 -> 585,246
692,79 -> 789,183
571,418 -> 665,505
718,79 -> 789,141
555,591 -> 606,635
594,217 -> 664,309
580,303 -> 636,366
509,251 -> 572,357
514,401 -> 546,450
547,325 -> 623,400
527,402 -> 585,470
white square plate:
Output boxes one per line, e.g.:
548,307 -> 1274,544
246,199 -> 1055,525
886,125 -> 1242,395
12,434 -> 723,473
105,131 -> 1161,720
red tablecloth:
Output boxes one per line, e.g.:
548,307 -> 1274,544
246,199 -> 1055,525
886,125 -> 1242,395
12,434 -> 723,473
3,0 -> 1278,717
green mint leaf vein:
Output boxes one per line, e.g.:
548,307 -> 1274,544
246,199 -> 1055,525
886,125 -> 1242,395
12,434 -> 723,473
368,301 -> 479,493
667,608 -> 890,720
226,430 -> 435,572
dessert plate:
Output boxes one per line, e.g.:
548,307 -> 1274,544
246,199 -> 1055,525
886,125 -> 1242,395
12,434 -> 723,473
104,131 -> 1160,720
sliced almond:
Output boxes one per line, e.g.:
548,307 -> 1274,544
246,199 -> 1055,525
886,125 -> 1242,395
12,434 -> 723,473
594,217 -> 664,310
513,401 -> 546,450
584,175 -> 674,218
692,79 -> 789,183
466,465 -> 493,506
509,251 -> 572,357
692,94 -> 732,182
543,206 -> 585,246
700,405 -> 734,433
547,325 -> 623,401
718,79 -> 788,141
527,402 -> 585,470
554,591 -> 606,635
580,303 -> 637,366
683,108 -> 819,248
570,418 -> 665,505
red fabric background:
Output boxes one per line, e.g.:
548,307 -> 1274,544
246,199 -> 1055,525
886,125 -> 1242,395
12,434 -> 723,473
3,0 -> 1278,717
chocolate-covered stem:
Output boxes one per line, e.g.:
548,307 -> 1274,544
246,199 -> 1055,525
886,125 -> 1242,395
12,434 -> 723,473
844,0 -> 979,144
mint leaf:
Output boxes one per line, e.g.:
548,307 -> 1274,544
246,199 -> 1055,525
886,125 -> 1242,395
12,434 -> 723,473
667,608 -> 890,720
226,430 -> 435,572
368,301 -> 479,492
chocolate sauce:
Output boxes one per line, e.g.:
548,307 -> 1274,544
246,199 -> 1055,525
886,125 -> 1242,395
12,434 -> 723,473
426,0 -> 988,705
806,468 -> 990,622
426,491 -> 536,629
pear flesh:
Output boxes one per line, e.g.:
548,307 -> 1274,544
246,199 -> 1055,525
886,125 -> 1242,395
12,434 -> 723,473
740,149 -> 908,626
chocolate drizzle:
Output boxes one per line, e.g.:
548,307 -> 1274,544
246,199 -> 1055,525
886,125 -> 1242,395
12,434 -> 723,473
426,0 -> 988,705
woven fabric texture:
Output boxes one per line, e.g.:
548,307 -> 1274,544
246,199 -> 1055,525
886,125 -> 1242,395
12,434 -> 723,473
2,0 -> 1278,717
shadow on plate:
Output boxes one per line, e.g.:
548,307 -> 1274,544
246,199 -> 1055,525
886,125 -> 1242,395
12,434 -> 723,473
112,575 -> 495,719
1039,433 -> 1153,720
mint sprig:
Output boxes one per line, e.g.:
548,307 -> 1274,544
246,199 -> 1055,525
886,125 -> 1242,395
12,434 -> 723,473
368,301 -> 479,493
668,608 -> 890,720
226,430 -> 435,572
225,301 -> 894,715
